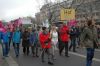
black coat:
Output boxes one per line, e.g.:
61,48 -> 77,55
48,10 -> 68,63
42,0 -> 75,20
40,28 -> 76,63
22,31 -> 30,47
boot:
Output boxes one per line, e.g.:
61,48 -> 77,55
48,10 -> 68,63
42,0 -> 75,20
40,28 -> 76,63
48,61 -> 54,65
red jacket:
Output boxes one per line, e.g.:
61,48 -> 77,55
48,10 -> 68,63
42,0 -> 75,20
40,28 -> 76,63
59,25 -> 69,42
39,32 -> 51,49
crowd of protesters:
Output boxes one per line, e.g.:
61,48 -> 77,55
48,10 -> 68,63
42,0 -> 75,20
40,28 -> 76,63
0,19 -> 100,66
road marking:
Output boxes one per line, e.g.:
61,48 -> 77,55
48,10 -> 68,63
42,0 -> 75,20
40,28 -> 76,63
0,45 -> 19,66
5,56 -> 19,66
82,47 -> 100,52
69,52 -> 100,62
95,49 -> 100,52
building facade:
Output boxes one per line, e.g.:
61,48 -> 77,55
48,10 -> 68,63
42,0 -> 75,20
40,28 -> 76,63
35,0 -> 100,24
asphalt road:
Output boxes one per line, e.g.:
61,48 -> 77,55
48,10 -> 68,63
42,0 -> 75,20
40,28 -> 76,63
9,47 -> 100,66
0,45 -> 100,66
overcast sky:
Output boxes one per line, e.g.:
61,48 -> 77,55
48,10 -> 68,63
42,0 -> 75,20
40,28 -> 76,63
0,0 -> 46,22
0,0 -> 63,22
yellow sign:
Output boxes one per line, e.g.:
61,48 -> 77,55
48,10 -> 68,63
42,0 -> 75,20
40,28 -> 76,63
60,9 -> 75,20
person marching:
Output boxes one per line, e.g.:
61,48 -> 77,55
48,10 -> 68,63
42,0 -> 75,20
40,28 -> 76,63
39,27 -> 54,65
22,28 -> 30,56
50,24 -> 58,60
12,27 -> 21,58
29,28 -> 39,57
1,27 -> 10,58
69,26 -> 77,52
59,23 -> 70,57
80,20 -> 100,66
8,28 -> 12,51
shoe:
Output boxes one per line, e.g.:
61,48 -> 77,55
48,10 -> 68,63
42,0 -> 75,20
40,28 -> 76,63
42,60 -> 45,63
16,55 -> 19,58
36,55 -> 39,57
65,55 -> 70,57
48,61 -> 54,65
73,51 -> 77,52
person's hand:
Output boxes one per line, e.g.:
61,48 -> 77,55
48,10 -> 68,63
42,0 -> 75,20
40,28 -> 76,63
45,43 -> 48,46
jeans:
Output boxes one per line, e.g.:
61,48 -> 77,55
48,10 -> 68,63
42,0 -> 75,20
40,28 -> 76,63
23,46 -> 29,55
69,38 -> 76,52
2,43 -> 9,57
9,37 -> 12,51
86,48 -> 95,66
13,43 -> 20,57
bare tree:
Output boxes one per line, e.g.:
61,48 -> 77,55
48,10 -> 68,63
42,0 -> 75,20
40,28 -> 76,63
43,0 -> 100,24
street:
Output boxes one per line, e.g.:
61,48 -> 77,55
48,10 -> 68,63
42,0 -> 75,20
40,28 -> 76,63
0,45 -> 100,66
0,0 -> 100,66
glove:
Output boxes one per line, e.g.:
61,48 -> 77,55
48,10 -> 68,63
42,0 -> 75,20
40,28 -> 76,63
44,38 -> 50,44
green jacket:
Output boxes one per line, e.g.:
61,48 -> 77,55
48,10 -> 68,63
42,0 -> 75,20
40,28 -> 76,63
80,26 -> 99,48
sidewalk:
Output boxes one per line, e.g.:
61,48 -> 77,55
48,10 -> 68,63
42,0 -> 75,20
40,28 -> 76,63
0,44 -> 8,66
0,55 -> 8,66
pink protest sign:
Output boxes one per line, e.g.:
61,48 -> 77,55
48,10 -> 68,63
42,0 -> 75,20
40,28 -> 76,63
68,20 -> 77,27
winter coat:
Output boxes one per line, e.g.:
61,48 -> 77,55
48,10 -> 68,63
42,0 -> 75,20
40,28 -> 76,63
39,32 -> 51,49
59,25 -> 69,42
69,27 -> 77,39
76,27 -> 81,37
22,31 -> 30,47
1,32 -> 10,44
12,31 -> 21,44
80,26 -> 99,48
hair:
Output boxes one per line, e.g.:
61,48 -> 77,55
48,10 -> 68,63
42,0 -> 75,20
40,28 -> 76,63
42,27 -> 46,31
87,20 -> 92,26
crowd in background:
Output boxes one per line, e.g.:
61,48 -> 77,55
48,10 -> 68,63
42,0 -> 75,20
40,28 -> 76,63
0,19 -> 100,65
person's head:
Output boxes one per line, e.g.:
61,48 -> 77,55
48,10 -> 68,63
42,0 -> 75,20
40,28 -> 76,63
42,27 -> 48,34
51,24 -> 56,30
25,28 -> 28,32
16,27 -> 20,31
87,20 -> 95,27
32,29 -> 36,33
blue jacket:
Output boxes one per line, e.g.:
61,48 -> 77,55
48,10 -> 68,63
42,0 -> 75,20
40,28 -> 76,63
29,32 -> 38,45
12,31 -> 21,44
1,32 -> 10,43
29,32 -> 34,45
